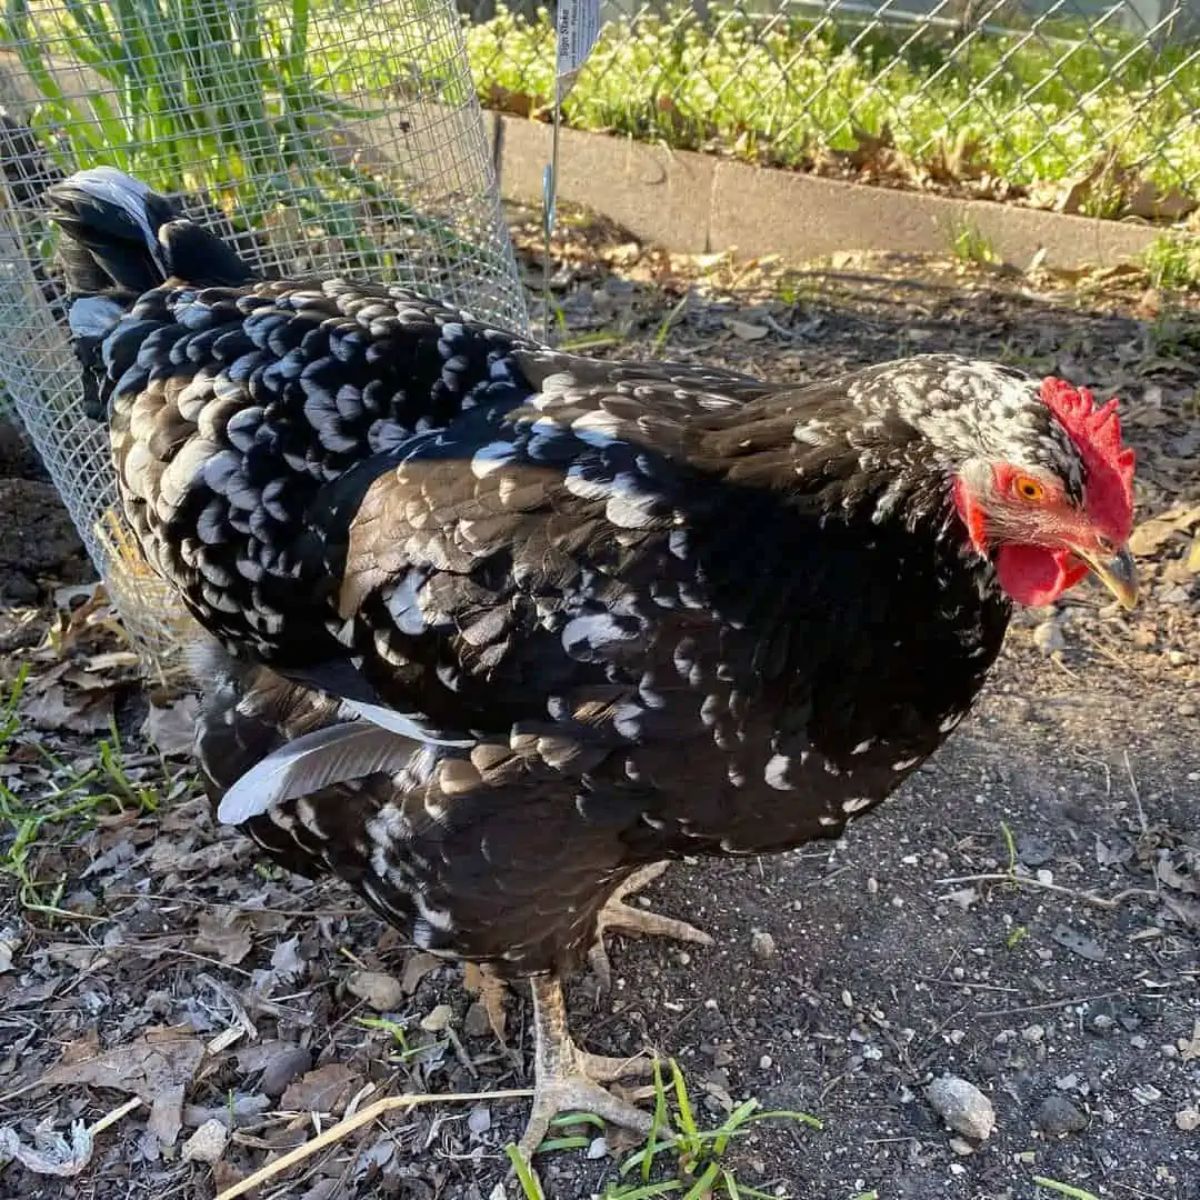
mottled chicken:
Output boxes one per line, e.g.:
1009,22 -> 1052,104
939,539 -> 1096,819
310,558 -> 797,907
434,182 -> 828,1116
49,168 -> 1137,1161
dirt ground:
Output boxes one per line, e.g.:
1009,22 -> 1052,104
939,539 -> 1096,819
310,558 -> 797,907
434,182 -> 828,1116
0,208 -> 1197,1200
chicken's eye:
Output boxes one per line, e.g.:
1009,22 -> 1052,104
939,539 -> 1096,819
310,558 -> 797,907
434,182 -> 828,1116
1013,475 -> 1045,502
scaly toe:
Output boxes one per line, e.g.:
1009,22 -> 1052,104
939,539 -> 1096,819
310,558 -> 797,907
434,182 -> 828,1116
600,899 -> 714,946
517,1075 -> 655,1161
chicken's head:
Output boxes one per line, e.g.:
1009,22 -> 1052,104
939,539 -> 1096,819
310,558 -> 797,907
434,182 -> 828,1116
950,376 -> 1137,609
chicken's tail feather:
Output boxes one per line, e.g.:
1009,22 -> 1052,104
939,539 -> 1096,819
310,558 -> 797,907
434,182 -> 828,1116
47,166 -> 255,301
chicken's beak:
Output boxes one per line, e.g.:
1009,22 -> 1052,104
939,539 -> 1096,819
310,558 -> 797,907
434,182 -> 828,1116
1074,544 -> 1139,610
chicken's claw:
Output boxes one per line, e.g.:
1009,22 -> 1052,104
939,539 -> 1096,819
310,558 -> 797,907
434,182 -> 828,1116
588,862 -> 714,995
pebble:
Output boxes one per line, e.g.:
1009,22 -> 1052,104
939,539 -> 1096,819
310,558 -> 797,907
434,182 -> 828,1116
1022,1024 -> 1046,1043
347,970 -> 404,1012
1132,1083 -> 1162,1105
1176,1108 -> 1200,1132
1178,701 -> 1197,717
1016,835 -> 1054,868
468,1105 -> 491,1136
587,1136 -> 608,1159
259,1047 -> 313,1097
948,1136 -> 976,1155
182,1119 -> 228,1164
1036,1095 -> 1088,1136
926,1076 -> 996,1140
1033,618 -> 1066,655
464,1001 -> 492,1039
420,1004 -> 453,1033
759,1054 -> 773,1070
751,930 -> 776,960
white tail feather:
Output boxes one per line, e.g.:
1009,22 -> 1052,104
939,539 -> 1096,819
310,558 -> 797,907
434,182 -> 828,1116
343,699 -> 474,747
217,721 -> 422,825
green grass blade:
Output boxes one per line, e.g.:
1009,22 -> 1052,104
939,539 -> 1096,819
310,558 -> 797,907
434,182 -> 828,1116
607,1184 -> 684,1199
745,1108 -> 823,1131
535,1135 -> 592,1153
1032,1178 -> 1100,1200
712,1099 -> 759,1156
681,1162 -> 720,1200
505,1145 -> 545,1199
549,1111 -> 607,1131
670,1060 -> 698,1140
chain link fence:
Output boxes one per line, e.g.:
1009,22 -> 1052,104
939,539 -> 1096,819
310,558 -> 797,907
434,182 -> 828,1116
461,0 -> 1200,223
0,0 -> 527,679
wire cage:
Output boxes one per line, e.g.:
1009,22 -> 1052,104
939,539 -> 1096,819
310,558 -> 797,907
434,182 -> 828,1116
0,0 -> 529,680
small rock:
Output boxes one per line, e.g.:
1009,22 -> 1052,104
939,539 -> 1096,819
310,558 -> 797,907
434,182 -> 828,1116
1037,1095 -> 1088,1135
759,1054 -> 773,1070
1176,1107 -> 1200,1132
750,930 -> 776,960
259,1047 -> 312,1098
948,1135 -> 976,1155
1017,835 -> 1054,867
1051,924 -> 1106,963
1022,1024 -> 1046,1043
420,1004 -> 453,1033
1033,617 -> 1066,655
1179,701 -> 1197,717
587,1136 -> 608,1159
1055,1073 -> 1079,1091
1132,1083 -> 1162,1105
347,970 -> 404,1012
182,1119 -> 228,1164
926,1076 -> 995,1140
464,1001 -> 492,1039
467,1105 -> 491,1136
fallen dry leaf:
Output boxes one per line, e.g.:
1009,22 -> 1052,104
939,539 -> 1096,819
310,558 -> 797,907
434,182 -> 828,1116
723,317 -> 769,341
347,969 -> 404,1012
21,682 -> 113,734
281,1063 -> 361,1115
1128,506 -> 1200,557
194,909 -> 255,966
142,694 -> 200,756
0,1120 -> 93,1177
40,1025 -> 204,1146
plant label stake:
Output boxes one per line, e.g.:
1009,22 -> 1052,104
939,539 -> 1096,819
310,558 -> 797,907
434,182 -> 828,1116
542,0 -> 600,342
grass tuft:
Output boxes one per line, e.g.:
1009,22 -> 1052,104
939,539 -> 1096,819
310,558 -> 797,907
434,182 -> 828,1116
508,1058 -> 820,1198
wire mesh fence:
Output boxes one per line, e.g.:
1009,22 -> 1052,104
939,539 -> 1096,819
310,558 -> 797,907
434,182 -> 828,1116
462,0 -> 1200,222
0,0 -> 528,679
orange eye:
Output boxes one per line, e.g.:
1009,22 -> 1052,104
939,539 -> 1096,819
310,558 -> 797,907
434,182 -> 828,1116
1013,475 -> 1046,502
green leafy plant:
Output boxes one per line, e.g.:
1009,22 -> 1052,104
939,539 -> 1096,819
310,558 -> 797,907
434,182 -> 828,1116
466,3 -> 1200,218
1144,233 -> 1200,290
1,0 -> 481,282
950,220 -> 999,267
0,672 -> 180,916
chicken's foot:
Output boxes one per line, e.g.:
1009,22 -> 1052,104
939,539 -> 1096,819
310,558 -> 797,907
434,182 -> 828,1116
516,974 -> 655,1164
588,861 -> 713,993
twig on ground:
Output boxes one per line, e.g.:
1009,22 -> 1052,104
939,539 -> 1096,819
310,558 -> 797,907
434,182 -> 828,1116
934,872 -> 1157,910
214,1088 -> 534,1200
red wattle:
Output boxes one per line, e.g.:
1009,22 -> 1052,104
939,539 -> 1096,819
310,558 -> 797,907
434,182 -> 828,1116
995,544 -> 1088,606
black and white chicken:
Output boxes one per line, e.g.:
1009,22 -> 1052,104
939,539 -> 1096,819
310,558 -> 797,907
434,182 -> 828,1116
48,167 -> 1137,1162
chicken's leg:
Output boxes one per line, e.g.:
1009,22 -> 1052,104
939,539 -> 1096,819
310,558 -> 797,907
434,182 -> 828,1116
588,861 -> 713,993
517,974 -> 655,1162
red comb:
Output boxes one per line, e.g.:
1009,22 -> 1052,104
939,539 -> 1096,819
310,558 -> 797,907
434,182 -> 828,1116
1041,378 -> 1136,540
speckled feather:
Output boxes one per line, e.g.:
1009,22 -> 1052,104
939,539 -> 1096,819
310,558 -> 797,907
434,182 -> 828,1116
53,174 -> 1091,976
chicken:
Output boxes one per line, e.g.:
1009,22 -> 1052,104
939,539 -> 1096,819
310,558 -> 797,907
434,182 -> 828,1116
49,168 -> 1137,1164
